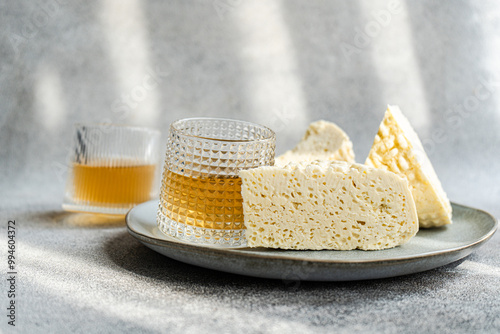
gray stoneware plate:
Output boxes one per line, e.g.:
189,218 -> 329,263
126,200 -> 497,281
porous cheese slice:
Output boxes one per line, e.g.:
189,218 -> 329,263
275,120 -> 355,166
240,161 -> 418,250
365,105 -> 452,228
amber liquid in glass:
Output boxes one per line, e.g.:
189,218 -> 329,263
72,162 -> 156,205
161,170 -> 244,230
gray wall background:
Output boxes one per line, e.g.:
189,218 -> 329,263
1,0 -> 499,217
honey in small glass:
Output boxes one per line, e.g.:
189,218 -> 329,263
72,162 -> 156,205
161,170 -> 244,230
62,123 -> 160,215
156,117 -> 276,246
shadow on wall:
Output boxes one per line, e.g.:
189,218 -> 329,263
406,0 -> 499,156
0,0 -> 498,200
281,0 -> 386,159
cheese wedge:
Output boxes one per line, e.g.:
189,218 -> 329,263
275,120 -> 355,166
365,105 -> 452,228
240,161 -> 418,250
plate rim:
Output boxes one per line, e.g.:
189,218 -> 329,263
126,200 -> 498,265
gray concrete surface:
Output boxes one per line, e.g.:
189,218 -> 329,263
0,0 -> 499,333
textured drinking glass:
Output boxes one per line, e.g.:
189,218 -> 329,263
157,118 -> 276,246
63,124 -> 161,215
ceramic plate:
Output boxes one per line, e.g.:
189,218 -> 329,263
126,200 -> 497,281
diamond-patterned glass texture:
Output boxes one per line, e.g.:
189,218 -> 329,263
157,118 -> 275,246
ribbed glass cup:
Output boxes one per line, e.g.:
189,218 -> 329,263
63,124 -> 161,215
157,118 -> 276,247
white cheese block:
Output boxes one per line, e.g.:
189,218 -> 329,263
275,120 -> 355,166
240,161 -> 418,250
365,105 -> 452,228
